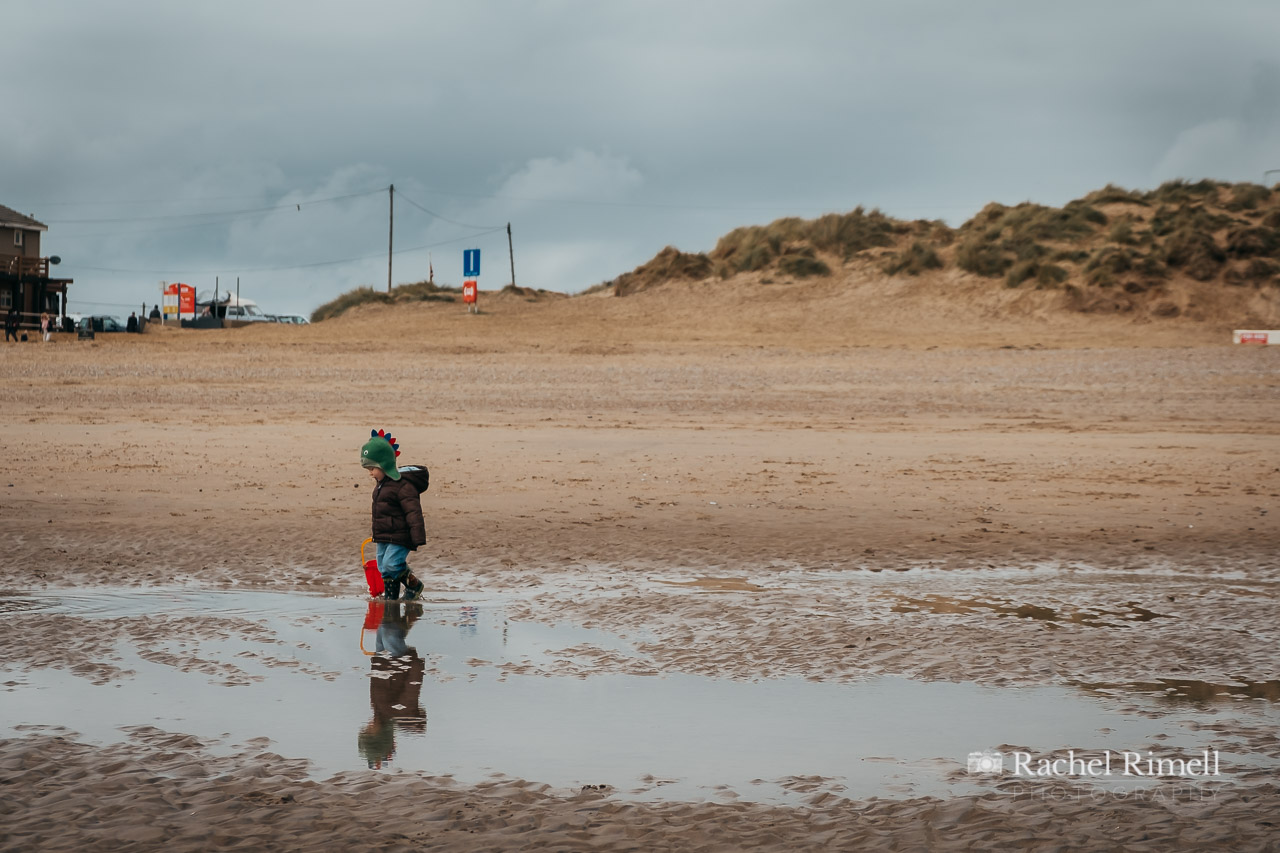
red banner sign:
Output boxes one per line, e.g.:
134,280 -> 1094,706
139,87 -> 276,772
163,282 -> 196,318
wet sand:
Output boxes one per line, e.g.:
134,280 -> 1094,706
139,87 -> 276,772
3,729 -> 1277,852
2,299 -> 1279,850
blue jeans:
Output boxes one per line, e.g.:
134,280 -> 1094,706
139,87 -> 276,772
375,542 -> 410,582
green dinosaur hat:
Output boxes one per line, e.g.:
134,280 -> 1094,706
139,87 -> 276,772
360,429 -> 401,480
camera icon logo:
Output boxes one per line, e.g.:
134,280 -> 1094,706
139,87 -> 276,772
967,750 -> 1005,774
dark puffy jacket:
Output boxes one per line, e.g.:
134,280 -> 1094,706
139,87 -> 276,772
371,465 -> 429,549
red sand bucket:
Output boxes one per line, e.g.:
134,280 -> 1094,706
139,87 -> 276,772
361,537 -> 384,598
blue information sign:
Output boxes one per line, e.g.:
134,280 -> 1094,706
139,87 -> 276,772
463,249 -> 481,278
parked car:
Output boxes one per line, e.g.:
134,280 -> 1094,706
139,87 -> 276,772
275,315 -> 310,325
81,315 -> 126,333
220,302 -> 274,322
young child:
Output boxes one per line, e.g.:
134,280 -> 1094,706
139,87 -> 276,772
360,429 -> 429,600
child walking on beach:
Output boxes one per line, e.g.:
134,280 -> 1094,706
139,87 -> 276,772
361,429 -> 429,600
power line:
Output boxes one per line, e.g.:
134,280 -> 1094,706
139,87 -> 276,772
54,187 -> 399,239
41,188 -> 386,224
393,189 -> 503,230
65,226 -> 507,276
26,193 -> 298,208
59,188 -> 504,239
59,210 -> 308,239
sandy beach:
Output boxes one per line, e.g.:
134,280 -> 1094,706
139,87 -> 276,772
2,289 -> 1278,850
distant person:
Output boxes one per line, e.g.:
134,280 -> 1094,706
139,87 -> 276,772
39,312 -> 50,342
126,312 -> 139,333
361,429 -> 429,600
4,308 -> 17,342
149,304 -> 161,322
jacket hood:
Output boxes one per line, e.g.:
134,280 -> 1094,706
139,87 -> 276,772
397,464 -> 430,493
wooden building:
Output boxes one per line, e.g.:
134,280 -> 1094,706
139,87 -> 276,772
1,203 -> 73,329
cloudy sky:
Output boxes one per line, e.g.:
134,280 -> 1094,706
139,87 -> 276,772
7,0 -> 1280,316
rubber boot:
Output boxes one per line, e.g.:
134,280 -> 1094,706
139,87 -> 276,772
382,577 -> 402,600
403,572 -> 425,601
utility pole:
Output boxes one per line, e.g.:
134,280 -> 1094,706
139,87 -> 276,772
384,183 -> 394,295
387,184 -> 395,293
507,222 -> 516,289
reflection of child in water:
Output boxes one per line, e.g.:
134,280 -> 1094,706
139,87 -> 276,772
358,601 -> 427,769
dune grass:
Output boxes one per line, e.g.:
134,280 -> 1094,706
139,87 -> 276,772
883,241 -> 943,276
584,181 -> 1280,302
1007,260 -> 1068,289
311,281 -> 458,322
712,207 -> 899,272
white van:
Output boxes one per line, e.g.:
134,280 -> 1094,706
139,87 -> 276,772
196,294 -> 274,322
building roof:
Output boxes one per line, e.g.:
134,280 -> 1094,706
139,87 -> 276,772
0,204 -> 47,232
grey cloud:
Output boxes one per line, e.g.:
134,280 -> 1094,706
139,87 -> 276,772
6,0 -> 1280,315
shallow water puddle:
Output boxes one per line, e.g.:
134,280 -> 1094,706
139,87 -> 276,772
892,594 -> 1172,627
1,587 -> 1274,803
